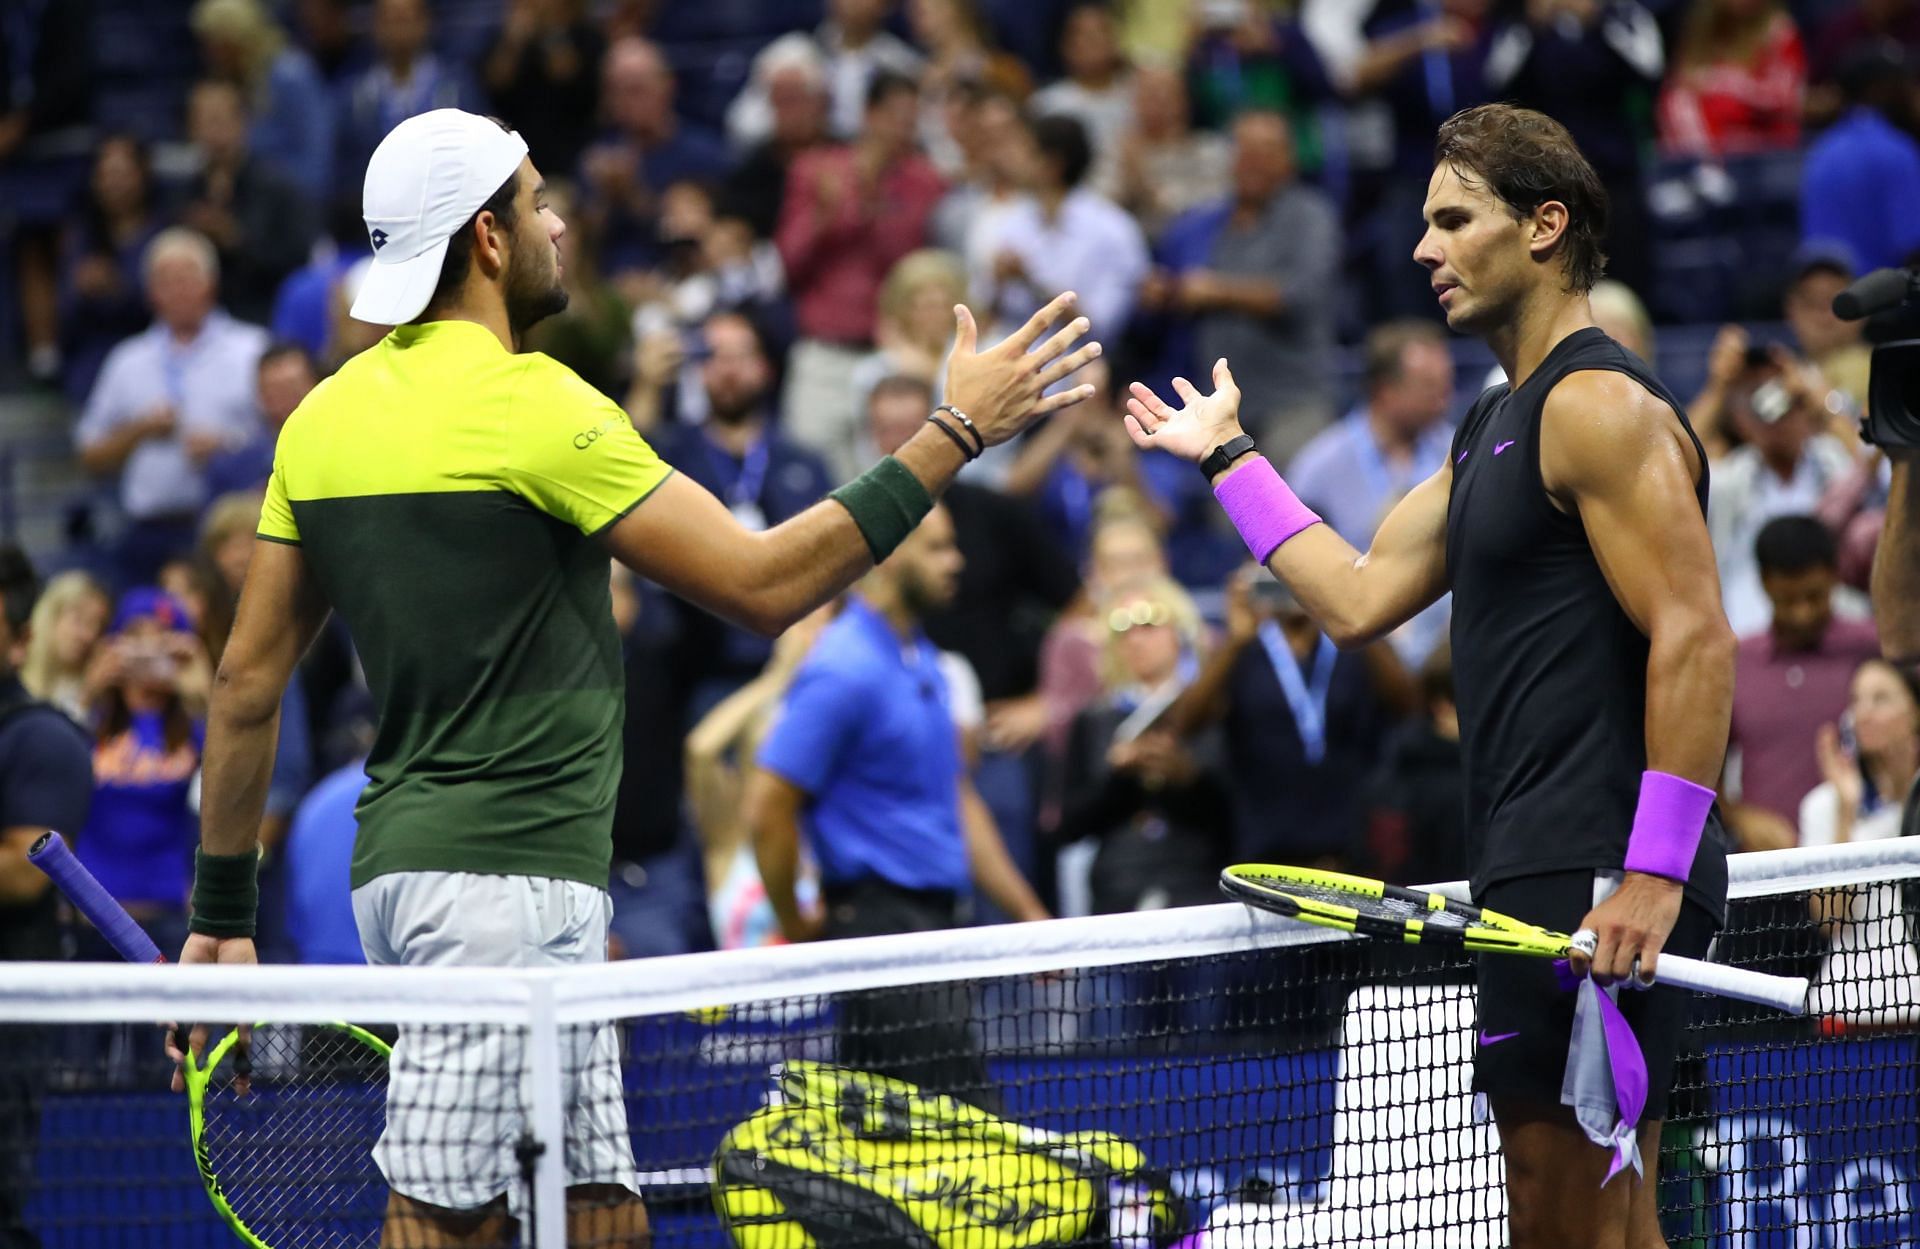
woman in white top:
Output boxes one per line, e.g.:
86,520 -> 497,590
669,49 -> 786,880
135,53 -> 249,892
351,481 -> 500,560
1799,657 -> 1920,1025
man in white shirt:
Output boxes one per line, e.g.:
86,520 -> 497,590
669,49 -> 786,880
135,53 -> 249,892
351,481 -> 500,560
1029,2 -> 1134,197
75,227 -> 270,584
727,0 -> 922,146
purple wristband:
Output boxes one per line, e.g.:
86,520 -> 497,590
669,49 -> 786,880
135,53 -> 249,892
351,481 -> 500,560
1623,770 -> 1715,882
1212,455 -> 1322,564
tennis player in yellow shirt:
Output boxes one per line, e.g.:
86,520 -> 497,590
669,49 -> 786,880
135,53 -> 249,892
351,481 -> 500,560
172,108 -> 1100,1248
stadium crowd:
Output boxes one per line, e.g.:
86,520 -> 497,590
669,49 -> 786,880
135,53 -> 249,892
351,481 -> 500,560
3,0 -> 1920,967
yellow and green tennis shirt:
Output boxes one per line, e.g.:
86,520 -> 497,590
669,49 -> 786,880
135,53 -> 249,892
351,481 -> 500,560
258,320 -> 673,890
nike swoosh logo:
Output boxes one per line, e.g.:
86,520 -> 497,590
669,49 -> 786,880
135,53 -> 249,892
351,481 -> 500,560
1456,448 -> 1470,464
1494,440 -> 1516,455
1478,1030 -> 1520,1046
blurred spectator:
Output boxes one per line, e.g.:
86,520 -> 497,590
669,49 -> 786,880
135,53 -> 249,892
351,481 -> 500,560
971,113 -> 1147,348
578,37 -> 733,278
1175,569 -> 1415,867
0,547 -> 91,1226
196,492 -> 312,855
1004,359 -> 1209,565
629,181 -> 786,370
0,0 -> 93,384
176,79 -> 318,327
1657,0 -> 1805,158
1805,0 -> 1920,126
1313,0 -> 1494,318
206,341 -> 319,504
686,608 -> 832,950
729,0 -> 923,146
1802,657 -> 1920,847
58,136 -> 165,404
20,573 -> 111,724
867,375 -> 1081,877
73,589 -> 211,962
928,85 -> 1027,255
721,36 -> 833,240
522,185 -> 633,402
850,249 -> 968,427
482,0 -> 606,178
336,0 -> 479,192
1483,0 -> 1665,299
1724,516 -> 1881,849
1190,0 -> 1337,164
1114,64 -> 1232,238
268,201 -> 373,364
293,0 -> 364,84
1054,577 -> 1229,913
1030,2 -> 1135,197
1783,245 -> 1872,417
1288,319 -> 1454,663
1362,640 -> 1467,886
1799,43 -> 1920,277
1702,343 -> 1856,633
1588,278 -> 1656,366
1145,110 -> 1341,464
282,758 -> 369,964
777,71 -> 944,481
1802,657 -> 1920,1024
324,256 -> 391,371
909,0 -> 1034,175
76,228 -> 271,586
641,312 -> 834,710
0,555 -> 93,912
191,0 -> 334,195
747,504 -> 1048,1096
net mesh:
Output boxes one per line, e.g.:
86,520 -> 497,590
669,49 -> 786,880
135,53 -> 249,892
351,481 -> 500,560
0,846 -> 1914,1249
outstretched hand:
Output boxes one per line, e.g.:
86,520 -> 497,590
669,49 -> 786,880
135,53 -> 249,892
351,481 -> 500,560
1123,359 -> 1248,467
943,293 -> 1103,449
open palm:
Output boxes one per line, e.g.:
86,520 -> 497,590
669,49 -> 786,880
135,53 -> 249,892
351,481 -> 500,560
1122,359 -> 1248,466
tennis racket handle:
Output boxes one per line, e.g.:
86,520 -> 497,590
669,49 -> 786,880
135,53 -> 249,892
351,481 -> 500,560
28,832 -> 166,964
1656,952 -> 1807,1014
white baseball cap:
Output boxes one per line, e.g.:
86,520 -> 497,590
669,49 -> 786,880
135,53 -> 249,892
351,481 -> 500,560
351,109 -> 530,326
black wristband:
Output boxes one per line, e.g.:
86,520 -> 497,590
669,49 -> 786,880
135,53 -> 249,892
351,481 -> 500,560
926,413 -> 977,461
934,404 -> 986,456
189,847 -> 260,939
829,455 -> 935,564
1200,433 -> 1258,479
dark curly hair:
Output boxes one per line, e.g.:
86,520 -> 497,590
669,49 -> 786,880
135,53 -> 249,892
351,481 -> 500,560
1433,104 -> 1608,293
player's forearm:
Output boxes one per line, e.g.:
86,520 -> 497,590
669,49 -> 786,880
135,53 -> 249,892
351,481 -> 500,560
1873,456 -> 1920,663
1642,605 -> 1736,790
198,693 -> 282,858
747,425 -> 969,636
1266,525 -> 1409,649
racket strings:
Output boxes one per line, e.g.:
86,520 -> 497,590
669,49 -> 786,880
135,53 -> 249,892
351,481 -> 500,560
199,1024 -> 389,1247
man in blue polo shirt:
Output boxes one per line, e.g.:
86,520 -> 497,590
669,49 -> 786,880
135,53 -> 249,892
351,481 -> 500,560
747,503 -> 1047,1100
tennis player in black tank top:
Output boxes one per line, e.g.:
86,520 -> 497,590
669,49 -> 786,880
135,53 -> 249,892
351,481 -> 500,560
1121,105 -> 1736,1249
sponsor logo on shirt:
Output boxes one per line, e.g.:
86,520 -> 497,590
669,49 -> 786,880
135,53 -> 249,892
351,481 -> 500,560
574,415 -> 625,450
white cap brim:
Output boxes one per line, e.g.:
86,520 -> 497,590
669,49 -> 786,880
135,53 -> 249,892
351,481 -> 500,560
349,233 -> 453,326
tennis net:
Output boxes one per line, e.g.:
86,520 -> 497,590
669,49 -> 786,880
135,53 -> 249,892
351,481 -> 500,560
0,839 -> 1913,1248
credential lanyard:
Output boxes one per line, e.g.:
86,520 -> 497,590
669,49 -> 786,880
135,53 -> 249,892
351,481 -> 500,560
1259,621 -> 1336,765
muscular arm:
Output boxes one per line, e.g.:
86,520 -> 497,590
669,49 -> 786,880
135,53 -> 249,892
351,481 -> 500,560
1247,463 -> 1453,650
1126,360 -> 1451,650
1874,455 -> 1920,663
198,540 -> 331,858
1541,371 -> 1736,789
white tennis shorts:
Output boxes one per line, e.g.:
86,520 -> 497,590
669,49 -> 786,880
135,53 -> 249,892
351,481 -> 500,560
351,871 -> 640,1216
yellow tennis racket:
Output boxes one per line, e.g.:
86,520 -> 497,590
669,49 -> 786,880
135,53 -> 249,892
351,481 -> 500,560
1220,863 -> 1809,1012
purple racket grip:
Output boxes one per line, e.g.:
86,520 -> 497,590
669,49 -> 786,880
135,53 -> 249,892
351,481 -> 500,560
28,832 -> 166,964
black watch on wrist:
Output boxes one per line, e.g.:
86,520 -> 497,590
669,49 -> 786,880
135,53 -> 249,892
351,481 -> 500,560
1200,433 -> 1258,479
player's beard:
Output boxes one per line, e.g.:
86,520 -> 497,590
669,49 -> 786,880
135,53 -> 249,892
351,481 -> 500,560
504,243 -> 569,343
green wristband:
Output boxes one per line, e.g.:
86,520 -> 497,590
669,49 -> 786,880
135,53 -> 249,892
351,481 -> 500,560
829,455 -> 934,564
189,848 -> 260,938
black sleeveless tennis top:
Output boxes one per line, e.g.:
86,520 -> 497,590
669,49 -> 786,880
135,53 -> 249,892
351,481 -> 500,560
1446,327 -> 1729,920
